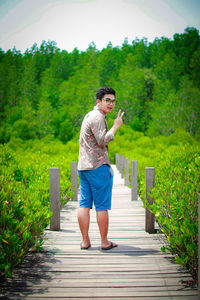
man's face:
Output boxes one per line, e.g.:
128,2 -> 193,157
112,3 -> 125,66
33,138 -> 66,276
97,93 -> 116,115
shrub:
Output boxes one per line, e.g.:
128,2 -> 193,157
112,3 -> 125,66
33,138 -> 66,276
12,119 -> 36,140
143,145 -> 199,281
0,138 -> 78,278
0,146 -> 51,278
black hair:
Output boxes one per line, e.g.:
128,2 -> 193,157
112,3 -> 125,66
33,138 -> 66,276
96,86 -> 115,100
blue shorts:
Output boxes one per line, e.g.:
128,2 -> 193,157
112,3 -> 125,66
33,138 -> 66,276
78,164 -> 113,211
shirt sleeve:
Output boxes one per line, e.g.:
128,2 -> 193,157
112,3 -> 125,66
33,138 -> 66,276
91,115 -> 114,147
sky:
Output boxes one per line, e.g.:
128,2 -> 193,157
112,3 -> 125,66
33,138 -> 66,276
0,0 -> 200,53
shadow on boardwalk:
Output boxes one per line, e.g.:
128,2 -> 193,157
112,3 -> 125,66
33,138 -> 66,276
0,243 -> 159,300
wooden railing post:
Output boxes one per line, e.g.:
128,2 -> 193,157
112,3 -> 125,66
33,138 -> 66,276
71,161 -> 78,201
118,155 -> 122,177
198,193 -> 200,296
115,153 -> 119,170
124,157 -> 129,186
121,155 -> 125,178
118,154 -> 121,174
50,168 -> 60,231
145,167 -> 155,233
131,161 -> 138,201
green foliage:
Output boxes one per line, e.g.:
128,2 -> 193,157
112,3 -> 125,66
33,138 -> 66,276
12,119 -> 36,140
58,119 -> 74,143
0,27 -> 200,143
0,138 -> 78,278
144,145 -> 199,280
148,77 -> 200,136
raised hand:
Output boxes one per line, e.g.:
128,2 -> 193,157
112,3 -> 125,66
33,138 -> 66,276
111,110 -> 125,135
114,109 -> 125,129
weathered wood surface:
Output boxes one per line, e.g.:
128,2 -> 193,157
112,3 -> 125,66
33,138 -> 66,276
0,165 -> 198,299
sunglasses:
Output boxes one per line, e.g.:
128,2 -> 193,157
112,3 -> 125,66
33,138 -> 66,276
102,98 -> 117,104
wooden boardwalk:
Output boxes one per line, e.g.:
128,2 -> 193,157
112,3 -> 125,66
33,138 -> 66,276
0,165 -> 198,299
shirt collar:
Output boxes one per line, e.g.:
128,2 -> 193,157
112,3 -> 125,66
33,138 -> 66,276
94,105 -> 106,116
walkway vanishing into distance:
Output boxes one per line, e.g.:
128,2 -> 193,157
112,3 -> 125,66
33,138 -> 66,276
0,165 -> 198,299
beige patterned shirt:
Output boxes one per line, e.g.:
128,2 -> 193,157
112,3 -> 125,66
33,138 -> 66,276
78,106 -> 114,170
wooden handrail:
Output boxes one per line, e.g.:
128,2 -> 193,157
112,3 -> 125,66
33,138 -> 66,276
131,160 -> 138,201
50,156 -> 154,233
50,168 -> 60,231
70,161 -> 78,201
49,162 -> 78,231
145,167 -> 155,233
115,153 -> 155,233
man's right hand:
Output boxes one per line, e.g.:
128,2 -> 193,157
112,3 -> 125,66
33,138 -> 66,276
111,110 -> 125,135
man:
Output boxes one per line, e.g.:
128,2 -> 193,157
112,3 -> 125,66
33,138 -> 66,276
77,86 -> 124,250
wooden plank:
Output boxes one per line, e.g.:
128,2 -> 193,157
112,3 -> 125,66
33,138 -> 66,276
1,278 -> 194,288
2,277 -> 192,286
6,296 -> 198,300
1,287 -> 198,298
8,271 -> 193,280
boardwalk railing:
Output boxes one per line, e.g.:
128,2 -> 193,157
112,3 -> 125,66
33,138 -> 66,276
49,156 -> 155,234
115,153 -> 155,234
49,163 -> 78,231
70,161 -> 78,201
50,168 -> 60,231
